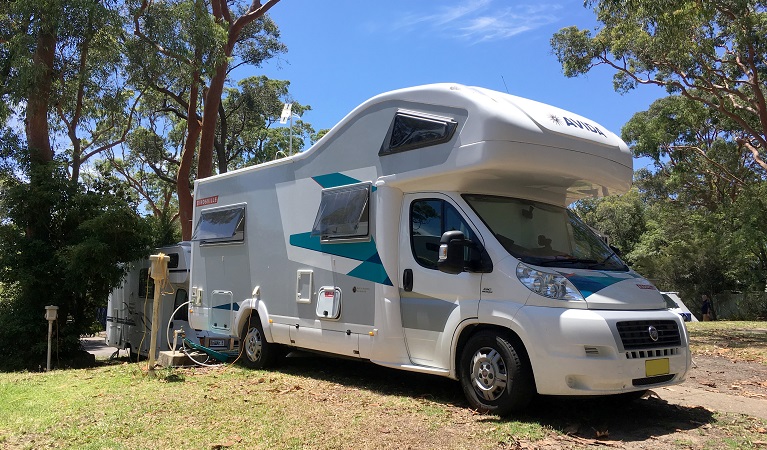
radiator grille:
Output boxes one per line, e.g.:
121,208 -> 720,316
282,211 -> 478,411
616,320 -> 681,350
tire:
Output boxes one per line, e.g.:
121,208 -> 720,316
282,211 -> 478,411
459,331 -> 534,416
239,314 -> 280,369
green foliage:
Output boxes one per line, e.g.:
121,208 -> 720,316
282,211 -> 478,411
572,92 -> 767,316
551,0 -> 767,170
573,187 -> 646,257
1,0 -> 137,178
554,2 -> 767,312
0,163 -> 152,371
218,76 -> 314,169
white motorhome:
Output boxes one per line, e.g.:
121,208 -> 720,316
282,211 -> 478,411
106,242 -> 236,359
188,84 -> 691,415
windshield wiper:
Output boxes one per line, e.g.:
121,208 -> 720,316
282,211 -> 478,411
587,250 -> 628,271
536,257 -> 598,267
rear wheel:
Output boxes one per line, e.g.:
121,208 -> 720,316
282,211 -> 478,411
459,331 -> 534,416
239,314 -> 281,369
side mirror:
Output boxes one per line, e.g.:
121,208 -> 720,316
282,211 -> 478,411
438,230 -> 470,274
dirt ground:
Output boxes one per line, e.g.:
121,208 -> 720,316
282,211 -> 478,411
519,350 -> 767,449
680,355 -> 767,404
468,353 -> 767,449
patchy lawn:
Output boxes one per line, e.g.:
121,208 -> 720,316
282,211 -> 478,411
0,322 -> 766,449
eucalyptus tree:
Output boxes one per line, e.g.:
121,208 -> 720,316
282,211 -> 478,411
218,76 -> 313,169
623,94 -> 764,209
551,0 -> 767,173
0,1 -> 153,368
619,98 -> 765,297
573,187 -> 647,259
127,0 -> 285,239
1,0 -> 139,181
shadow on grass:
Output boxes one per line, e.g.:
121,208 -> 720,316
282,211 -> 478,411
273,352 -> 714,443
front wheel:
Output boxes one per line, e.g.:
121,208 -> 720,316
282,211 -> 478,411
459,331 -> 534,416
239,314 -> 281,369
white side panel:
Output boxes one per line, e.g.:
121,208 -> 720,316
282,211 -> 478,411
291,326 -> 360,357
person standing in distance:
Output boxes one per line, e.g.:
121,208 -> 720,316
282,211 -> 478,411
701,295 -> 713,321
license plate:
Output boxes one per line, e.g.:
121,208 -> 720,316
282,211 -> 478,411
645,358 -> 670,377
208,338 -> 226,348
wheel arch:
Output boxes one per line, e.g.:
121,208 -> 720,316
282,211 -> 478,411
233,298 -> 272,342
453,322 -> 535,388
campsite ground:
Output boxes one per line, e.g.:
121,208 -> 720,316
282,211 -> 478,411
1,321 -> 766,449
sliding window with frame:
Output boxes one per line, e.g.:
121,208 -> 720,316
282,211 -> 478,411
311,182 -> 371,242
191,204 -> 246,245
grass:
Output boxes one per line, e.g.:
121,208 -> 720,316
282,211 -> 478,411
687,321 -> 767,363
1,322 -> 766,449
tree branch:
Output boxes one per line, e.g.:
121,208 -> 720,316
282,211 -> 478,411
132,0 -> 193,67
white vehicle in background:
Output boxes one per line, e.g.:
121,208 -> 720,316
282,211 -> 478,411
106,242 -> 237,360
187,83 -> 691,415
661,292 -> 697,322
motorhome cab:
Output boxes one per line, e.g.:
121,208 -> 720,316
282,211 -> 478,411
188,84 -> 690,415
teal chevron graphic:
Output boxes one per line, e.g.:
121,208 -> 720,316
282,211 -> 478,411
289,232 -> 392,286
312,173 -> 361,189
557,271 -> 642,298
312,172 -> 377,191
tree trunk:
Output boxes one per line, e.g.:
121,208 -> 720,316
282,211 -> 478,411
178,72 -> 202,241
216,101 -> 228,174
26,26 -> 56,166
24,10 -> 58,240
196,0 -> 281,179
196,63 -> 226,179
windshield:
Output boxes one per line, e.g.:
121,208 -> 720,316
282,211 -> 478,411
463,194 -> 628,271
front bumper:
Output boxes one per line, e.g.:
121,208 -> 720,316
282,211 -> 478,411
513,306 -> 691,396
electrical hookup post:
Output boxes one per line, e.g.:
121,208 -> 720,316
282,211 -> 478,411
147,253 -> 170,376
45,305 -> 59,371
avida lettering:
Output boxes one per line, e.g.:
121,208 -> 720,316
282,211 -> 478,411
563,116 -> 607,137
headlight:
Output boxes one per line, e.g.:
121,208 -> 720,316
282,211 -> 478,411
516,262 -> 584,301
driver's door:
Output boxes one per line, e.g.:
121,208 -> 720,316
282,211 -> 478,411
398,193 -> 483,369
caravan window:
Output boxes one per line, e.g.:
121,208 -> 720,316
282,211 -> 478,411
192,205 -> 245,244
311,183 -> 370,241
138,268 -> 155,299
167,253 -> 179,269
379,111 -> 457,155
173,289 -> 188,321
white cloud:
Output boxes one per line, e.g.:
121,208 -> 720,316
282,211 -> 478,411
394,1 -> 562,44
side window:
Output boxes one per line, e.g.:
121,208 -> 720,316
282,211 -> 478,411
191,205 -> 245,245
311,182 -> 370,241
379,111 -> 457,156
167,253 -> 179,269
173,289 -> 188,321
138,268 -> 154,299
410,199 -> 476,270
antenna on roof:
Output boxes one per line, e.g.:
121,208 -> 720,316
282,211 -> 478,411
501,75 -> 510,94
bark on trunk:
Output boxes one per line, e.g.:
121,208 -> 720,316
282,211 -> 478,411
196,0 -> 281,179
178,72 -> 202,241
26,27 -> 56,165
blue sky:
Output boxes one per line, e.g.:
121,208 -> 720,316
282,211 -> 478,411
242,0 -> 665,170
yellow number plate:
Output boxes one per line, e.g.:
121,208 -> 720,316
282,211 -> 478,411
645,358 -> 670,377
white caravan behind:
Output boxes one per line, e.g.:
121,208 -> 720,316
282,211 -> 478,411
188,84 -> 690,415
107,242 -> 236,359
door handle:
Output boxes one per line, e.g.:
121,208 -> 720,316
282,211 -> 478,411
403,269 -> 413,292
